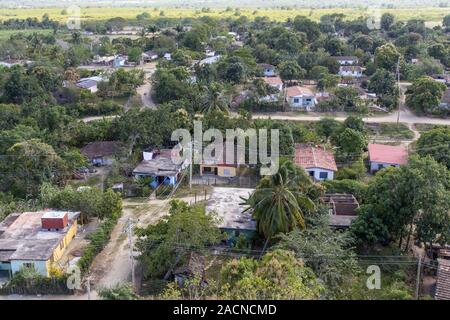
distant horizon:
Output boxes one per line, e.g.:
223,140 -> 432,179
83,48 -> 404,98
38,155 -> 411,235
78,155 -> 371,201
0,0 -> 449,9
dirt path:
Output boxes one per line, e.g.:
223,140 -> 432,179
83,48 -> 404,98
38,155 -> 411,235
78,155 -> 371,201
88,195 -> 200,295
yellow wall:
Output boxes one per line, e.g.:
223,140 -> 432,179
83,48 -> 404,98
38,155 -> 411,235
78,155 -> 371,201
217,166 -> 236,177
200,165 -> 237,177
49,220 -> 78,264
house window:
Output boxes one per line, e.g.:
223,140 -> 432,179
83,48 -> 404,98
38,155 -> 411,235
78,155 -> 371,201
293,98 -> 300,103
223,169 -> 231,176
378,164 -> 384,170
23,262 -> 35,270
319,172 -> 329,180
308,171 -> 314,177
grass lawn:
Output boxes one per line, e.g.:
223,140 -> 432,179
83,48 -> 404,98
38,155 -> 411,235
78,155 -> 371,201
173,184 -> 213,199
366,123 -> 415,140
413,123 -> 448,133
0,7 -> 447,24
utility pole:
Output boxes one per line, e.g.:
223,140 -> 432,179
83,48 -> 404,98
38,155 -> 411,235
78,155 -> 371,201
415,256 -> 422,300
86,276 -> 91,300
124,218 -> 137,291
189,141 -> 194,190
396,57 -> 401,127
128,221 -> 135,290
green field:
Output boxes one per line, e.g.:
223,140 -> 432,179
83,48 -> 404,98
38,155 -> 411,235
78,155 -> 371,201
0,28 -> 53,40
0,7 -> 447,23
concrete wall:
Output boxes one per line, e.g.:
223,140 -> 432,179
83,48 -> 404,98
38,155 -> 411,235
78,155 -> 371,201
200,165 -> 237,177
287,96 -> 316,110
51,220 -> 78,262
370,161 -> 400,173
306,168 -> 334,181
11,260 -> 49,276
263,69 -> 276,76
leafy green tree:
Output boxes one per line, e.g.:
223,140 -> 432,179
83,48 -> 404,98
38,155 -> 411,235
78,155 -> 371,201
374,43 -> 401,72
444,14 -> 450,29
416,127 -> 450,169
5,140 -> 64,197
127,47 -> 143,63
278,60 -> 305,84
344,116 -> 365,133
315,117 -> 342,142
151,67 -> 191,103
219,250 -> 323,300
99,283 -> 138,300
351,156 -> 450,250
405,76 -> 447,114
276,211 -> 359,293
334,128 -> 368,161
317,73 -> 340,91
135,200 -> 223,278
309,66 -> 329,82
323,36 -> 345,56
293,16 -> 321,42
368,68 -> 399,110
381,13 -> 395,31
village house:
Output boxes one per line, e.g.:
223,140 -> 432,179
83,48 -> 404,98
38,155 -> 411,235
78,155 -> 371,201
199,142 -> 249,179
433,74 -> 450,86
0,210 -> 79,278
286,86 -> 317,111
339,66 -> 363,78
163,53 -> 172,61
294,144 -> 337,181
132,147 -> 189,188
199,55 -> 221,66
113,55 -> 127,68
263,76 -> 283,92
259,63 -> 276,77
92,55 -> 115,66
205,49 -> 215,57
0,59 -> 34,68
332,56 -> 359,65
321,194 -> 360,228
75,76 -> 105,93
440,89 -> 450,109
354,85 -> 377,101
368,143 -> 408,173
81,141 -> 120,166
435,259 -> 450,300
205,187 -> 256,244
142,50 -> 158,62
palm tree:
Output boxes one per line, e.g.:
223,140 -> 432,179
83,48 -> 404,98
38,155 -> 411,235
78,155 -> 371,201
147,25 -> 159,41
200,82 -> 230,112
243,160 -> 315,256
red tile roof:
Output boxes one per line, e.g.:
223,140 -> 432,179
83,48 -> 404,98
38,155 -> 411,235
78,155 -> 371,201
263,76 -> 283,86
294,144 -> 337,171
436,259 -> 450,300
286,86 -> 314,97
368,143 -> 408,166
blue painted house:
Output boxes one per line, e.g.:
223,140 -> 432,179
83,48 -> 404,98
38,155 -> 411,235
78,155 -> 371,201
132,148 -> 188,188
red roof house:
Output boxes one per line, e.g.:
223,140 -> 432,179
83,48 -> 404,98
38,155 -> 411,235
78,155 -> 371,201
368,143 -> 408,173
294,144 -> 337,180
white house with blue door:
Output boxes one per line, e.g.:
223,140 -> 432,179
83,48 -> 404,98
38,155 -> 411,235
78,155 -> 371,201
294,144 -> 337,181
259,63 -> 276,77
132,148 -> 188,188
286,86 -> 317,111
